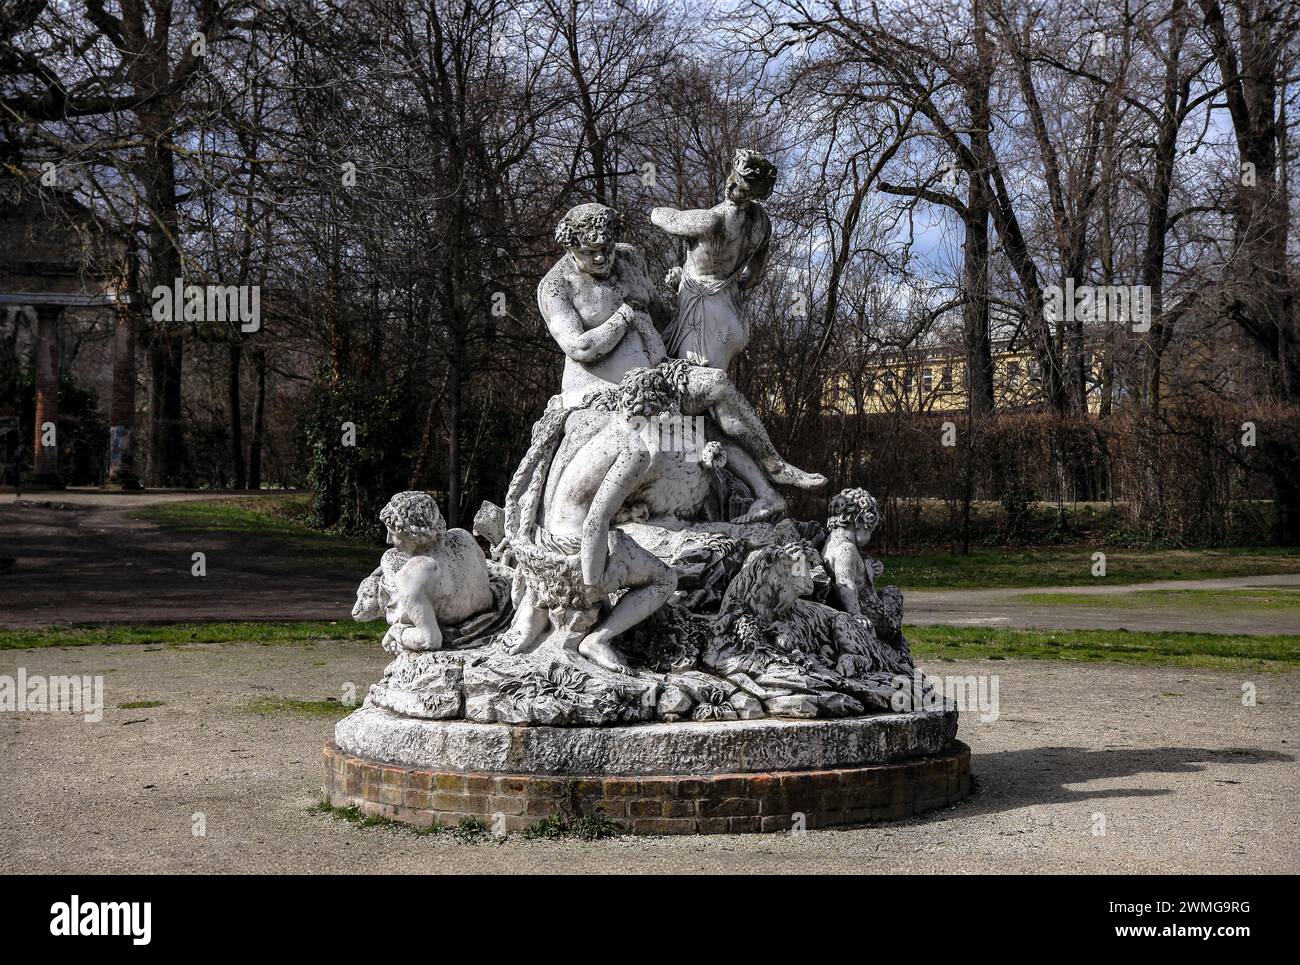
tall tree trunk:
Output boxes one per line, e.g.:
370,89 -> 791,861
228,340 -> 245,489
445,328 -> 464,528
140,100 -> 187,487
248,348 -> 266,490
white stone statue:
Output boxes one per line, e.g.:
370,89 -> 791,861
352,491 -> 501,652
537,201 -> 823,523
820,488 -> 908,655
821,488 -> 885,612
344,157 -> 930,727
653,149 -> 775,370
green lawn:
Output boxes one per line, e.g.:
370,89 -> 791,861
908,624 -> 1300,671
5,619 -> 1295,674
0,621 -> 373,650
1014,587 -> 1300,612
886,546 -> 1300,589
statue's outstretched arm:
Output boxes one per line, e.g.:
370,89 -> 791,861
651,205 -> 716,238
540,279 -> 631,363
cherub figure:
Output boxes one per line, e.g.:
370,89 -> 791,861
352,491 -> 496,652
820,488 -> 885,616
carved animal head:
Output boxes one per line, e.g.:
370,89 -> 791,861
379,490 -> 446,551
720,542 -> 818,623
351,573 -> 383,622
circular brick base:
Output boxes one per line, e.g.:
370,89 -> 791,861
322,739 -> 970,834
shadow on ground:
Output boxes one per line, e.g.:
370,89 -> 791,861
965,744 -> 1294,812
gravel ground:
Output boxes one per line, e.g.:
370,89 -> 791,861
1,640 -> 1296,874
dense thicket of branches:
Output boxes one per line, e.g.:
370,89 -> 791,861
2,0 -> 1297,544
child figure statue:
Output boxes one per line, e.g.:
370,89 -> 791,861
820,488 -> 907,654
352,491 -> 497,653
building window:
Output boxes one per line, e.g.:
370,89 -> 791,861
1008,360 -> 1021,386
883,371 -> 894,391
922,368 -> 933,392
940,366 -> 953,391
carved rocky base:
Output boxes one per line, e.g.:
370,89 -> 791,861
324,707 -> 969,834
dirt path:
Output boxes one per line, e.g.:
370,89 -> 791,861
1,642 -> 1294,873
0,496 -> 363,628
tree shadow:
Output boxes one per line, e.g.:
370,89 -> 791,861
958,744 -> 1294,814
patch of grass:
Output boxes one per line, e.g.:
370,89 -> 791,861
518,813 -> 623,840
450,816 -> 494,843
246,697 -> 358,718
310,800 -> 413,831
0,621 -> 375,650
310,801 -> 621,842
887,546 -> 1300,590
117,700 -> 165,709
310,801 -> 493,841
907,624 -> 1300,671
1014,587 -> 1300,612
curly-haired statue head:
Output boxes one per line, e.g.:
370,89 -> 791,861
556,203 -> 624,278
720,542 -> 818,623
617,365 -> 682,419
379,490 -> 446,553
827,487 -> 880,548
726,149 -> 778,202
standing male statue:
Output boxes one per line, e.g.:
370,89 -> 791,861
652,149 -> 775,370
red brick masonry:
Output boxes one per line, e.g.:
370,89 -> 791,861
322,739 -> 971,834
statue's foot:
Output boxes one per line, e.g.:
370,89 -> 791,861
735,493 -> 785,524
767,460 -> 827,490
578,633 -> 631,675
502,625 -> 544,656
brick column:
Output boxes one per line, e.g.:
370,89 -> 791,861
29,303 -> 64,489
106,301 -> 140,489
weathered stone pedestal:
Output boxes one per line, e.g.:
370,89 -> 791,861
323,705 -> 970,834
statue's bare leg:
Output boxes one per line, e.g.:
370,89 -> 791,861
683,368 -> 826,490
578,536 -> 677,674
718,443 -> 785,522
502,591 -> 548,655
